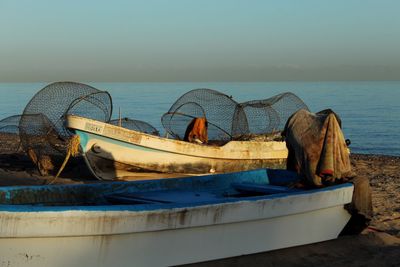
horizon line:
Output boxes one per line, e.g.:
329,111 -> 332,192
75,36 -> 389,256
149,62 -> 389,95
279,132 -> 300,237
1,79 -> 400,84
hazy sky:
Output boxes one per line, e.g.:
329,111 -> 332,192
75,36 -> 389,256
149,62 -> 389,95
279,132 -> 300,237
1,0 -> 399,82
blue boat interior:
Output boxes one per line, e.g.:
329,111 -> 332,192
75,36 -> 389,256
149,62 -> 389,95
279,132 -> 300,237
0,169 -> 305,207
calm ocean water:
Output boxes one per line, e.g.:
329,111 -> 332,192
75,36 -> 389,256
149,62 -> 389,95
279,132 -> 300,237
0,81 -> 399,156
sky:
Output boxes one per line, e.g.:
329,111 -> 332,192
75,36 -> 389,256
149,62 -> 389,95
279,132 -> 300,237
0,0 -> 399,82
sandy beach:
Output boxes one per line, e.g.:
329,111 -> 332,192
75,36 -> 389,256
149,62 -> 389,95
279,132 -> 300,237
0,153 -> 399,266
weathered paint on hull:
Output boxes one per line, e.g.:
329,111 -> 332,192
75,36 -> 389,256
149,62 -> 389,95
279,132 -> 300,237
84,144 -> 286,180
66,115 -> 288,180
0,182 -> 353,267
0,206 -> 350,267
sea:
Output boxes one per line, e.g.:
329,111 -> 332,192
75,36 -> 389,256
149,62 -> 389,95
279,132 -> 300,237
0,81 -> 399,156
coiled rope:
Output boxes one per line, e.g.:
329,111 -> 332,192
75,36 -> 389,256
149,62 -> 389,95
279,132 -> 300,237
48,135 -> 80,184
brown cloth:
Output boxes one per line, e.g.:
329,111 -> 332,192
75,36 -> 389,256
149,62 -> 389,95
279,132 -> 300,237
341,175 -> 373,234
347,175 -> 373,219
184,117 -> 208,144
283,109 -> 373,231
283,109 -> 353,187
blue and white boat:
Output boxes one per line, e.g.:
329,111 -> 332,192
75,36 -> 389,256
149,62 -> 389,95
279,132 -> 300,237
0,169 -> 353,267
66,115 -> 288,180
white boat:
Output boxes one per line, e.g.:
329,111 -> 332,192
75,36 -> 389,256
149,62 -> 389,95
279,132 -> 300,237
66,115 -> 288,180
0,168 -> 353,267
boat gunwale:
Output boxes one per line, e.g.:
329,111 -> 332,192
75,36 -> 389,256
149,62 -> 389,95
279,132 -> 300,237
0,183 -> 353,213
66,115 -> 287,158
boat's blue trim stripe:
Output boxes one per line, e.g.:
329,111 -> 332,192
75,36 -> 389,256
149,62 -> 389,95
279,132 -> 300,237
0,183 -> 353,213
77,130 -> 89,149
76,130 -> 158,152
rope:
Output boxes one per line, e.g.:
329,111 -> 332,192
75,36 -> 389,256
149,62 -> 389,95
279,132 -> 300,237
48,135 -> 80,184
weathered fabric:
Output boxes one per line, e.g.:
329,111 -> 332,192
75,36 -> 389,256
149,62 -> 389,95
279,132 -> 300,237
283,109 -> 352,186
347,175 -> 373,220
340,175 -> 373,234
184,117 -> 208,144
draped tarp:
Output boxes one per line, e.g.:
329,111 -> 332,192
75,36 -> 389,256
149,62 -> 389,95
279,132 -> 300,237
283,109 -> 372,229
282,109 -> 352,186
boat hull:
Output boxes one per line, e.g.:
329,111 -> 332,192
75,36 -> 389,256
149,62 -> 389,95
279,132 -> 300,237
0,176 -> 353,267
1,206 -> 350,267
66,115 -> 288,180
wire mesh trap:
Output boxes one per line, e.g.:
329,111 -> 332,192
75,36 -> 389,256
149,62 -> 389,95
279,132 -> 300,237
162,89 -> 309,143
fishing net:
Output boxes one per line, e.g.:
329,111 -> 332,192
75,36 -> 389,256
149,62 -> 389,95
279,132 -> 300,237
162,90 -> 309,143
161,89 -> 242,141
18,113 -> 62,174
109,118 -> 160,136
19,82 -> 113,174
0,115 -> 22,154
233,92 -> 309,140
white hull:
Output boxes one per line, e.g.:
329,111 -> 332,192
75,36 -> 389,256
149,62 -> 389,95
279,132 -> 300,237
0,184 -> 353,267
2,206 -> 349,267
66,115 -> 288,180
